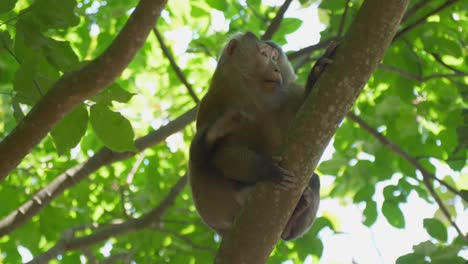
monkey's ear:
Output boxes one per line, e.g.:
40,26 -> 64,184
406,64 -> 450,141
226,39 -> 239,56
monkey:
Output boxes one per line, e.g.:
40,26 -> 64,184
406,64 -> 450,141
189,32 -> 334,240
189,110 -> 321,240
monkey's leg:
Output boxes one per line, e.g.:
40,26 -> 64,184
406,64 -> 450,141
281,173 -> 320,240
212,145 -> 297,190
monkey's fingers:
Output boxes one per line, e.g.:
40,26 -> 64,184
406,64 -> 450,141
275,166 -> 299,190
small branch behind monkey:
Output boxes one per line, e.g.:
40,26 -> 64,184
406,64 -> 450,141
261,0 -> 293,41
153,28 -> 200,103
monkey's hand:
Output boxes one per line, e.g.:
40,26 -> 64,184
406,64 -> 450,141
305,41 -> 339,95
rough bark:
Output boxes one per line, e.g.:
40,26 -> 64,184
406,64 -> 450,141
215,0 -> 409,263
0,0 -> 169,181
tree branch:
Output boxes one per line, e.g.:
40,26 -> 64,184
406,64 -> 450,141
287,37 -> 340,61
346,113 -> 465,238
430,52 -> 467,74
393,0 -> 460,41
0,0 -> 169,181
27,175 -> 187,263
337,0 -> 351,38
215,1 -> 408,262
0,108 -> 197,237
401,0 -> 431,23
153,227 -> 216,255
378,64 -> 468,82
261,0 -> 293,41
153,27 -> 200,103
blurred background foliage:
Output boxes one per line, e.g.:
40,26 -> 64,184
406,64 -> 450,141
0,0 -> 466,263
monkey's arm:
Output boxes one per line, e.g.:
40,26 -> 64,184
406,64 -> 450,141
212,144 -> 295,189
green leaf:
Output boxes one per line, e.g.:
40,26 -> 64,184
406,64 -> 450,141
206,0 -> 227,11
353,185 -> 375,202
280,18 -> 303,34
92,83 -> 135,104
396,253 -> 428,264
423,218 -> 447,242
90,103 -> 136,152
43,39 -> 80,72
363,200 -> 377,226
31,0 -> 79,29
51,104 -> 88,155
0,0 -> 17,14
460,190 -> 468,203
382,201 -> 405,228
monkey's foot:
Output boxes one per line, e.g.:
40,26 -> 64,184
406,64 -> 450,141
270,164 -> 299,190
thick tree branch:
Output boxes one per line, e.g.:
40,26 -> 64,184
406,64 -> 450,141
261,0 -> 293,41
215,1 -> 408,263
0,0 -> 169,181
27,175 -> 187,264
347,113 -> 465,238
0,108 -> 197,237
153,27 -> 200,103
393,0 -> 460,41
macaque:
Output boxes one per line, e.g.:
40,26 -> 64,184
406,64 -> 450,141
189,32 -> 330,240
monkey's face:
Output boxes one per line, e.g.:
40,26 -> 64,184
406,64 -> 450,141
221,32 -> 296,94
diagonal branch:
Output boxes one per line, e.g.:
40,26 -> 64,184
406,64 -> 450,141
261,0 -> 293,41
430,52 -> 467,74
287,37 -> 340,60
0,107 -> 197,237
337,0 -> 351,37
393,0 -> 460,41
153,28 -> 200,103
215,1 -> 408,262
0,0 -> 169,181
401,0 -> 431,23
346,113 -> 465,238
378,64 -> 468,82
27,175 -> 187,264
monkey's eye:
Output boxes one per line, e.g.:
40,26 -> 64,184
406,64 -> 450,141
271,50 -> 279,61
261,50 -> 268,57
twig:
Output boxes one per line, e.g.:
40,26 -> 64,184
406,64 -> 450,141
261,0 -> 293,41
401,0 -> 431,23
0,33 -> 43,96
430,52 -> 466,74
347,113 -> 465,238
153,227 -> 216,255
337,0 -> 351,38
378,64 -> 468,82
153,28 -> 199,103
287,37 -> 340,60
0,107 -> 197,237
393,0 -> 460,41
27,176 -> 188,263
